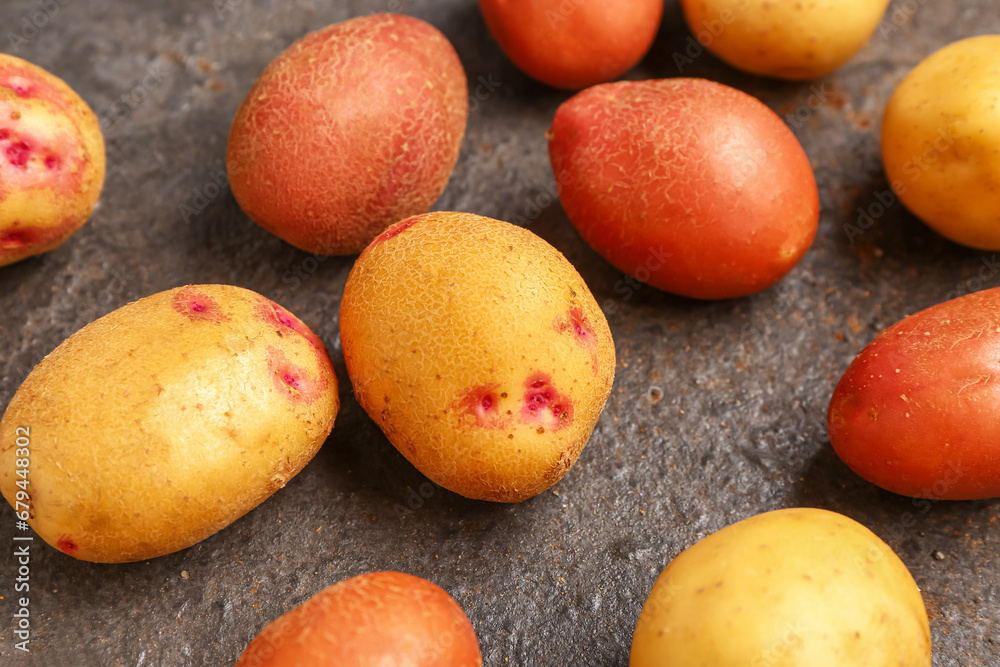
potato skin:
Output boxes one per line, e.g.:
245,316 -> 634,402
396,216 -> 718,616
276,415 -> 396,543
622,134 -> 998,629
680,0 -> 891,80
0,285 -> 339,562
478,0 -> 663,90
881,35 -> 1000,250
548,78 -> 818,300
827,288 -> 1000,500
226,13 -> 468,256
236,571 -> 482,667
631,508 -> 931,667
0,54 -> 105,266
340,211 -> 615,502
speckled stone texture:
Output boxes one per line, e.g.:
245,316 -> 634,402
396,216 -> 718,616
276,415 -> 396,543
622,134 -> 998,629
1,1 -> 998,665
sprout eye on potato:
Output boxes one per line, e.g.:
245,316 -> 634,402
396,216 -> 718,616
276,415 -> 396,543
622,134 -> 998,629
0,285 -> 339,563
828,287 -> 1000,500
881,34 -> 1000,250
630,508 -> 932,667
0,54 -> 105,267
236,571 -> 482,667
548,78 -> 819,300
340,211 -> 615,503
226,12 -> 468,256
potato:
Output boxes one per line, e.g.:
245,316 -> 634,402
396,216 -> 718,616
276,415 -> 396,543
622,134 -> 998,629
236,571 -> 482,666
881,35 -> 1000,250
340,211 -> 615,502
631,508 -> 931,667
0,285 -> 339,562
679,0 -> 891,80
828,288 -> 1000,500
548,78 -> 818,300
227,13 -> 468,256
0,54 -> 105,267
478,0 -> 663,90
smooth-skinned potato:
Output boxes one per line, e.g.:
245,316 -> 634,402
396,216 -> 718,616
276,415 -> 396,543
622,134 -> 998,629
679,0 -> 891,80
631,508 -> 931,667
0,285 -> 339,562
881,35 -> 1000,250
478,0 -> 663,90
548,78 -> 818,300
236,571 -> 482,666
0,54 -> 105,266
340,211 -> 615,502
227,13 -> 468,255
828,287 -> 1000,500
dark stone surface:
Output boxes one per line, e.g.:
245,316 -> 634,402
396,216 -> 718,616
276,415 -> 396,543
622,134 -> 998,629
1,0 -> 998,664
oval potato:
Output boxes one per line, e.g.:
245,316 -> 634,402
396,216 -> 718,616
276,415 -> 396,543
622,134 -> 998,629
548,78 -> 818,300
828,287 -> 1000,499
0,54 -> 105,266
881,35 -> 1000,250
237,571 -> 482,666
0,285 -> 339,562
631,508 -> 931,667
227,13 -> 468,255
478,0 -> 663,90
340,211 -> 615,502
679,0 -> 891,80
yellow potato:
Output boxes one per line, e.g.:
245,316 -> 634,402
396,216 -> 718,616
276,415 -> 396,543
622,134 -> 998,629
340,212 -> 615,502
631,508 -> 931,667
882,35 -> 1000,250
0,54 -> 105,266
0,285 -> 339,563
679,0 -> 891,80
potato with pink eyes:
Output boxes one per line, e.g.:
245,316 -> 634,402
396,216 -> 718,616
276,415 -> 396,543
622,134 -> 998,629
0,54 -> 105,267
0,285 -> 339,563
340,211 -> 615,502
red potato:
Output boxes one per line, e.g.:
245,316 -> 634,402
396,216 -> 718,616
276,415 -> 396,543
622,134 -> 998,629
236,571 -> 482,667
828,288 -> 1000,500
227,13 -> 468,255
0,55 -> 105,267
548,78 -> 818,300
479,0 -> 663,90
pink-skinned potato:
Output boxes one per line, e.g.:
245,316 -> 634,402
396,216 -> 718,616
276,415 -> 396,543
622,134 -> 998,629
827,287 -> 1000,500
227,13 -> 468,255
236,572 -> 482,666
548,78 -> 819,300
0,54 -> 105,267
479,0 -> 663,90
0,285 -> 339,562
340,211 -> 615,502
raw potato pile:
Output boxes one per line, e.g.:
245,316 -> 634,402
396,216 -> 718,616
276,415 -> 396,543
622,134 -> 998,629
340,211 -> 615,502
0,54 -> 105,266
0,285 -> 339,563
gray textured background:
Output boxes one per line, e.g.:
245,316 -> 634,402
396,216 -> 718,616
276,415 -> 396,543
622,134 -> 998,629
1,0 -> 998,665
